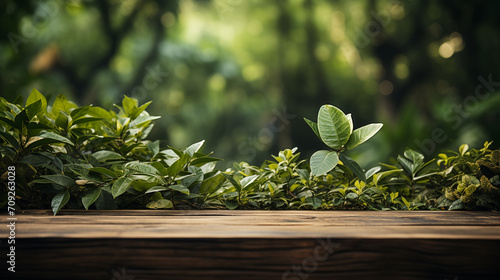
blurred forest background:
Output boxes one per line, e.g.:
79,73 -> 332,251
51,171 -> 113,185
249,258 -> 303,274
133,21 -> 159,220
1,0 -> 499,169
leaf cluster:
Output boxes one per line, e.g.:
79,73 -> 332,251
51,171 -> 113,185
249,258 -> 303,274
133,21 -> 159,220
1,91 -> 498,214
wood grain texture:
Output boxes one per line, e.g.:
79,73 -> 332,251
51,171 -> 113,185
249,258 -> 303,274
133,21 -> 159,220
1,210 -> 499,279
2,210 -> 500,239
4,238 -> 500,280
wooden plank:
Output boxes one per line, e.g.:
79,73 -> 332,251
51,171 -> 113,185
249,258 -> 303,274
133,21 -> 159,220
5,238 -> 500,280
2,210 -> 500,239
1,210 -> 499,279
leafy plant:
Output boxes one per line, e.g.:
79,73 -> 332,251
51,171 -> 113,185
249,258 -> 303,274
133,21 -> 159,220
304,105 -> 383,181
1,91 -> 498,213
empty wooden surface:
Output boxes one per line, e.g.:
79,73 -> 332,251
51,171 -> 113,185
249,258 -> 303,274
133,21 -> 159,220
1,210 -> 500,280
5,210 -> 500,239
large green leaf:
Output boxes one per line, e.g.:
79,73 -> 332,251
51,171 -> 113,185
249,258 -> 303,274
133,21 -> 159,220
82,188 -> 102,210
92,150 -> 125,162
240,174 -> 259,191
310,150 -> 339,176
122,95 -> 138,117
185,140 -> 205,157
339,153 -> 366,182
41,174 -> 75,187
51,190 -> 70,215
317,105 -> 351,150
112,177 -> 133,198
25,99 -> 42,120
51,94 -> 77,116
404,148 -> 424,169
345,123 -> 383,150
38,131 -> 74,145
166,153 -> 190,177
125,161 -> 160,175
26,88 -> 47,113
200,173 -> 225,194
169,184 -> 190,195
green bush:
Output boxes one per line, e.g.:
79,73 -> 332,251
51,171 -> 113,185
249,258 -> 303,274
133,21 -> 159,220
1,90 -> 498,214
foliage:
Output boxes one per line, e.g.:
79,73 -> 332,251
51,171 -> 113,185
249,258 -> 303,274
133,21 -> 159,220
0,91 -> 498,214
304,105 -> 382,180
0,90 -> 223,214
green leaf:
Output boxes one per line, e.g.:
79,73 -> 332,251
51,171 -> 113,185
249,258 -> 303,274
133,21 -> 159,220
200,173 -> 225,194
112,177 -> 133,198
401,197 -> 411,209
346,113 -> 353,134
89,167 -> 118,178
145,186 -> 170,194
82,188 -> 102,210
55,112 -> 69,130
305,196 -> 322,209
310,150 -> 339,176
185,140 -> 205,157
404,148 -> 424,167
0,117 -> 16,128
51,94 -> 77,116
146,199 -> 173,209
125,161 -> 160,175
92,150 -> 125,162
182,166 -> 204,187
223,173 -> 242,192
51,190 -> 70,215
25,99 -> 42,120
317,105 -> 351,150
448,199 -> 464,211
69,106 -> 89,119
0,131 -> 20,150
129,115 -> 161,127
122,95 -> 138,117
14,109 -> 28,129
166,153 -> 190,177
71,117 -> 104,126
135,101 -> 153,119
147,140 -> 160,158
365,166 -> 381,180
41,174 -> 75,187
169,184 -> 190,195
345,123 -> 383,150
303,117 -> 320,139
224,200 -> 239,210
459,144 -> 469,156
397,155 -> 414,176
240,174 -> 259,191
26,88 -> 47,113
345,192 -> 359,200
36,131 -> 74,145
190,156 -> 223,166
339,153 -> 366,182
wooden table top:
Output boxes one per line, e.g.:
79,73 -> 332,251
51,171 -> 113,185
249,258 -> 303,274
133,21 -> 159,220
3,210 -> 500,239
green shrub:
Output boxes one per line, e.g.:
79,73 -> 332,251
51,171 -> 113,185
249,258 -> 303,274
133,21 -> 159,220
1,90 -> 498,214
